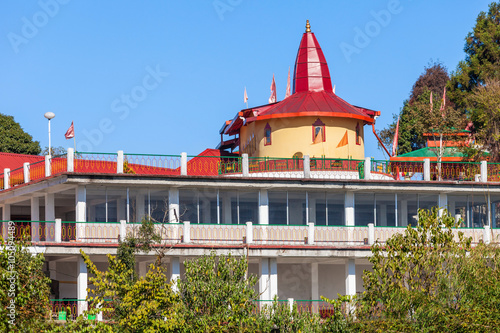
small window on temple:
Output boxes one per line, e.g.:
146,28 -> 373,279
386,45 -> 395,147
264,123 -> 272,146
356,123 -> 361,145
312,118 -> 325,143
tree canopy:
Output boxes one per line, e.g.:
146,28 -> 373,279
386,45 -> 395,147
0,113 -> 41,155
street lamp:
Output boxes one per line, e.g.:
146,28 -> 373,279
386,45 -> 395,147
44,112 -> 55,157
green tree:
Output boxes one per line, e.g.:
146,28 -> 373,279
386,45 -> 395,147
0,113 -> 41,155
179,251 -> 259,332
0,236 -> 51,332
379,63 -> 464,156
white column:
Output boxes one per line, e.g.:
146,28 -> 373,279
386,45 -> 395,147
308,222 -> 315,245
304,155 -> 311,178
259,258 -> 270,301
345,258 -> 356,296
269,258 -> 278,300
438,193 -> 447,217
481,161 -> 488,183
364,157 -> 371,180
246,221 -> 253,244
45,155 -> 51,177
169,188 -> 179,223
23,162 -> 30,183
311,262 -> 319,313
75,186 -> 86,241
242,153 -> 249,177
183,222 -> 190,243
67,148 -> 75,172
424,159 -> 431,181
117,150 -> 124,174
45,193 -> 55,242
120,220 -> 126,241
484,225 -> 491,244
77,256 -> 88,315
170,257 -> 181,292
345,192 -> 355,226
180,152 -> 187,176
55,218 -> 61,243
4,168 -> 10,190
368,223 -> 375,245
31,197 -> 40,242
259,190 -> 269,225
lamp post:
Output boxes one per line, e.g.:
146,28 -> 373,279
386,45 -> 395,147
44,112 -> 55,156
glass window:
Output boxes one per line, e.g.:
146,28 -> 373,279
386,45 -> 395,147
179,189 -> 199,224
149,189 -> 169,223
470,194 -> 488,228
355,123 -> 361,145
269,191 -> 287,225
239,191 -> 259,224
312,118 -> 325,143
448,194 -> 469,227
355,193 -> 374,226
375,193 -> 395,226
397,193 -> 418,227
327,192 -> 345,226
289,192 -> 306,225
308,192 -> 326,225
198,189 -> 218,224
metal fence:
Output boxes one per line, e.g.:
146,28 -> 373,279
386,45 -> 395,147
124,153 -> 181,175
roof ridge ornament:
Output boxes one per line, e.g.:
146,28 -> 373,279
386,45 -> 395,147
306,20 -> 311,33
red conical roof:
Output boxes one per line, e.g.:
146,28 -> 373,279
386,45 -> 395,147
293,23 -> 332,93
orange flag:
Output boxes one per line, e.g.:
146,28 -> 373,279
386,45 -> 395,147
336,131 -> 348,148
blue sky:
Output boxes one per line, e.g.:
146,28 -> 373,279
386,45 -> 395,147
0,1 -> 494,159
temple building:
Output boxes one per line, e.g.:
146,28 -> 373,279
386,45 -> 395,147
1,21 -> 500,318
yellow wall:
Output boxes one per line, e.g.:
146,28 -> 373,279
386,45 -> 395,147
239,116 -> 365,159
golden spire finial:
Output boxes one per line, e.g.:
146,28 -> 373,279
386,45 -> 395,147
306,20 -> 311,33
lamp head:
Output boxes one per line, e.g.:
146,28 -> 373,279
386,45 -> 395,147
44,112 -> 55,120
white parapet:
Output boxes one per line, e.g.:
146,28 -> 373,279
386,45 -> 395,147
55,218 -> 61,243
424,159 -> 430,181
120,220 -> 127,242
23,162 -> 30,183
481,161 -> 488,183
4,168 -> 10,190
308,222 -> 315,245
368,223 -> 375,245
364,157 -> 371,180
484,225 -> 491,244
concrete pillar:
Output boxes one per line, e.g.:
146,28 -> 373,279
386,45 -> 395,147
242,153 -> 249,177
438,193 -> 448,217
55,218 -> 61,243
484,225 -> 491,244
345,259 -> 356,296
311,262 -> 319,313
76,186 -> 86,241
67,148 -> 74,172
308,222 -> 315,245
120,220 -> 126,241
45,155 -> 51,177
259,258 -> 270,301
368,223 -> 375,245
259,190 -> 269,225
168,188 -> 179,223
345,192 -> 355,226
183,222 -> 190,243
45,193 -> 55,241
180,152 -> 187,176
364,157 -> 371,180
170,257 -> 181,292
23,162 -> 30,183
117,150 -> 124,174
269,258 -> 278,300
304,155 -> 311,178
424,159 -> 430,181
4,168 -> 10,190
288,298 -> 294,312
31,197 -> 40,241
77,256 -> 88,315
481,161 -> 488,183
400,199 -> 408,227
246,221 -> 253,244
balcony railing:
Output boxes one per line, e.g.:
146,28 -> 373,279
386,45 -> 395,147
2,220 -> 494,247
1,150 -> 499,192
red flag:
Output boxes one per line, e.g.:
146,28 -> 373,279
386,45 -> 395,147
269,74 -> 277,104
65,121 -> 75,139
392,117 -> 400,156
285,68 -> 291,98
